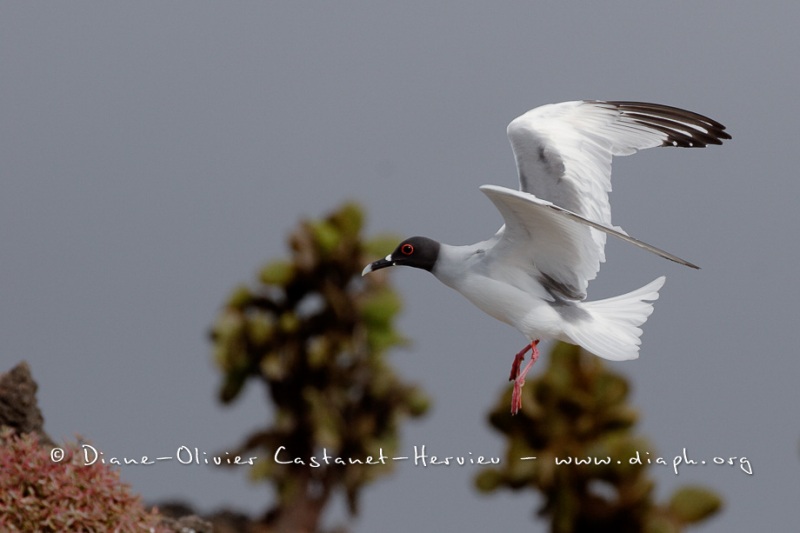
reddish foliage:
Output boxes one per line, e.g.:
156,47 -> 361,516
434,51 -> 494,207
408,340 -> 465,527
0,428 -> 166,532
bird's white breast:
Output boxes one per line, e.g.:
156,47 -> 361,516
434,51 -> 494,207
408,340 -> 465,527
432,243 -> 565,341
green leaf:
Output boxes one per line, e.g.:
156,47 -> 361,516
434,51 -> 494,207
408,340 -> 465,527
406,387 -> 430,417
226,284 -> 252,309
475,469 -> 503,492
259,260 -> 294,286
278,311 -> 299,333
644,514 -> 680,533
366,326 -> 404,354
219,370 -> 248,403
668,485 -> 723,523
329,202 -> 364,237
309,220 -> 341,254
246,313 -> 274,345
260,351 -> 286,381
364,233 -> 402,258
360,288 -> 402,327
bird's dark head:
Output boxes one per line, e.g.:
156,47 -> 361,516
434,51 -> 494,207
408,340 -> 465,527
361,236 -> 440,276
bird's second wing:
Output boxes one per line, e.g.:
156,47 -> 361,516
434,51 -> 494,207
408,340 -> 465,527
506,100 -> 730,260
480,185 -> 698,299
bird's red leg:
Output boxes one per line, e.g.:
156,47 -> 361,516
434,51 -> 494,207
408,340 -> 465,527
510,340 -> 539,415
508,343 -> 533,381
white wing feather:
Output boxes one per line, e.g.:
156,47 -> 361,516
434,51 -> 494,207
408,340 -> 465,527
481,185 -> 698,297
489,100 -> 727,297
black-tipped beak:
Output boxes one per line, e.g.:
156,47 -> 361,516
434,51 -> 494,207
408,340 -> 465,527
361,255 -> 394,276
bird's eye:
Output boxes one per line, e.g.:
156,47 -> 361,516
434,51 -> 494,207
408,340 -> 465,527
401,243 -> 414,255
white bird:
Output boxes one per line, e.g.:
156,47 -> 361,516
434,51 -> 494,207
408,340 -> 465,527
362,100 -> 729,414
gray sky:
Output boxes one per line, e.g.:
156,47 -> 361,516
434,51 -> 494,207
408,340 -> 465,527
2,2 -> 798,531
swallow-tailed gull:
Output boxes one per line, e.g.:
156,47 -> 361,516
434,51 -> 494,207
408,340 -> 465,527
362,100 -> 730,414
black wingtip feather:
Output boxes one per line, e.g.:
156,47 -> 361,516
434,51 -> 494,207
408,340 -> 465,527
596,100 -> 731,148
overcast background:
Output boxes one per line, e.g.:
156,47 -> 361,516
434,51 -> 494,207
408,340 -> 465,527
2,2 -> 798,531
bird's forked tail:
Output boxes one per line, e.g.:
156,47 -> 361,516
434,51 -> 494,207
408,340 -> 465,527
567,276 -> 666,361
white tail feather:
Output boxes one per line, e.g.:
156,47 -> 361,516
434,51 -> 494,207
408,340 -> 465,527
567,276 -> 666,361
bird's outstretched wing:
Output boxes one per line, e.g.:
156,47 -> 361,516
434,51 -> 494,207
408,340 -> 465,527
489,101 -> 729,298
481,185 -> 698,299
508,100 -> 729,225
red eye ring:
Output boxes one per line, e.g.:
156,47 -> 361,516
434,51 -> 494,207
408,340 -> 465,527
401,243 -> 414,256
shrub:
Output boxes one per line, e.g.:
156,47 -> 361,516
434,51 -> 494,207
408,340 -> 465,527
0,427 -> 165,532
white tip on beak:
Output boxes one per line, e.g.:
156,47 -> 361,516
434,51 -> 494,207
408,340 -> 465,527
361,254 -> 394,277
